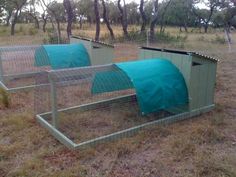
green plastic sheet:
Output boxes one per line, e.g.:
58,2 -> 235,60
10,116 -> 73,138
92,59 -> 188,115
34,43 -> 91,69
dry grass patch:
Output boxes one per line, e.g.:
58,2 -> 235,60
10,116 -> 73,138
194,151 -> 236,177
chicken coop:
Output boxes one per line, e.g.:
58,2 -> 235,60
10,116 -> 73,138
35,46 -> 218,150
0,37 -> 114,92
70,36 -> 114,65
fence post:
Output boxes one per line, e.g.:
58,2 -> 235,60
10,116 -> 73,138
49,73 -> 58,128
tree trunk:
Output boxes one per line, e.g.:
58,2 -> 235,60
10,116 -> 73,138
10,0 -> 27,35
79,15 -> 83,29
6,11 -> 12,27
159,0 -> 172,34
150,0 -> 159,40
139,0 -> 147,34
50,17 -> 55,31
101,0 -> 115,40
42,13 -> 47,32
204,24 -> 208,33
118,0 -> 128,38
34,16 -> 40,29
56,20 -> 61,43
94,0 -> 100,41
11,10 -> 19,36
11,23 -> 16,35
63,0 -> 74,38
184,22 -> 188,32
43,19 -> 47,32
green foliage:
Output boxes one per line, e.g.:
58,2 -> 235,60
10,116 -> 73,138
46,32 -> 68,44
0,87 -> 10,108
114,29 -> 147,44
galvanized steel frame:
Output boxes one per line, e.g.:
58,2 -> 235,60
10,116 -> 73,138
36,104 -> 215,150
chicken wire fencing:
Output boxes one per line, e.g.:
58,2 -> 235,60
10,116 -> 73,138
35,64 -> 174,149
0,45 -> 52,92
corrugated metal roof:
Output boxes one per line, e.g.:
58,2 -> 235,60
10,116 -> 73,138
141,46 -> 219,62
71,35 -> 114,48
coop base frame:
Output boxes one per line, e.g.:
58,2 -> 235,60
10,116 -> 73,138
36,94 -> 215,150
0,71 -> 49,93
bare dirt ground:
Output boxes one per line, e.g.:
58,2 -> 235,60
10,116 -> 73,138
0,30 -> 236,177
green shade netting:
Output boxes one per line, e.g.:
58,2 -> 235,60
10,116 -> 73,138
92,59 -> 188,115
34,43 -> 91,69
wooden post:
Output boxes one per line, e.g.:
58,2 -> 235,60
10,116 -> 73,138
49,73 -> 58,128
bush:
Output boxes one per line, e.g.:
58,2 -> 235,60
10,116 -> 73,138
46,32 -> 68,44
114,30 -> 150,45
0,88 -> 10,108
28,28 -> 38,36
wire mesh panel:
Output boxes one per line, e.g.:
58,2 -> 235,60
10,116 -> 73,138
35,64 -> 171,146
0,45 -> 51,90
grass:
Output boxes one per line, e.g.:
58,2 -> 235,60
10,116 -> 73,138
0,24 -> 236,176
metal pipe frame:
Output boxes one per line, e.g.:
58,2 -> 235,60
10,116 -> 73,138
36,97 -> 215,150
0,71 -> 50,93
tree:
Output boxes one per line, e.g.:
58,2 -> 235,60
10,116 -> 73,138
106,1 -> 120,24
140,0 -> 147,33
39,0 -> 48,32
94,0 -> 100,41
118,0 -> 128,38
159,0 -> 173,33
150,0 -> 159,39
27,0 -> 40,29
218,0 -> 236,44
63,0 -> 74,38
101,0 -> 115,40
4,1 -> 14,26
75,0 -> 94,28
192,0 -> 220,33
10,0 -> 28,35
164,0 -> 194,32
41,0 -> 65,43
126,2 -> 140,25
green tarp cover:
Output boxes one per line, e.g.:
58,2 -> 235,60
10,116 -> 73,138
34,43 -> 91,69
92,59 -> 188,115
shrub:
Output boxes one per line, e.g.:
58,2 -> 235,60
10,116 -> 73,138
0,88 -> 10,108
47,32 -> 68,44
28,28 -> 38,36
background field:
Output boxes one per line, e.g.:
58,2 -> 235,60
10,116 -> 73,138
0,25 -> 236,177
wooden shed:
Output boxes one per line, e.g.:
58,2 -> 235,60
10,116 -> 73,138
70,36 -> 114,65
139,47 -> 218,113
